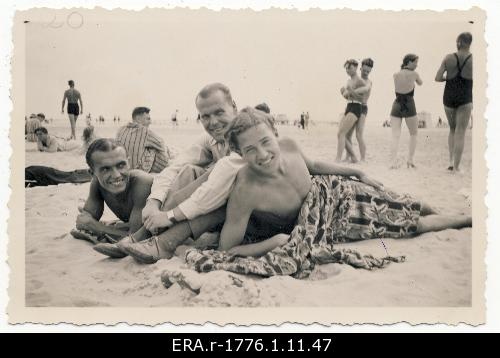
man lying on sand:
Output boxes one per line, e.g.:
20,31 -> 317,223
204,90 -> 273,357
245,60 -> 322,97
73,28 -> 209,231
34,127 -> 80,152
70,139 -> 153,244
93,83 -> 246,258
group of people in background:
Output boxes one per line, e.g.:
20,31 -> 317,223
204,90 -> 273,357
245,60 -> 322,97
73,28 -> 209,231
334,32 -> 473,174
24,31 -> 474,278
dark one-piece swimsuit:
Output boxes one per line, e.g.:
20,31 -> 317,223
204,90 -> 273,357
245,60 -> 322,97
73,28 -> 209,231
443,53 -> 473,108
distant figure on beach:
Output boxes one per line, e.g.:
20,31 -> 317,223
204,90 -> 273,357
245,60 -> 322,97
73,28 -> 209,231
116,106 -> 170,174
113,116 -> 117,124
61,80 -> 83,140
435,32 -> 473,174
255,102 -> 271,114
80,124 -> 98,155
177,108 -> 472,267
345,58 -> 374,162
71,139 -> 153,244
389,54 -> 423,169
25,113 -> 43,142
300,112 -> 305,130
337,59 -> 365,162
34,127 -> 80,152
171,109 -> 178,127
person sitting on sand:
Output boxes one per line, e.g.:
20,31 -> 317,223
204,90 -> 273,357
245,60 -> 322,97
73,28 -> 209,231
34,127 -> 80,152
71,138 -> 153,243
389,54 -> 423,169
79,124 -> 98,155
197,107 -> 472,258
337,59 -> 366,162
25,113 -> 44,142
116,106 -> 171,174
435,32 -> 473,174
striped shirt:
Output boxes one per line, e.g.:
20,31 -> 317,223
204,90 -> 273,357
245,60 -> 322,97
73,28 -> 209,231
25,118 -> 41,142
116,122 -> 170,173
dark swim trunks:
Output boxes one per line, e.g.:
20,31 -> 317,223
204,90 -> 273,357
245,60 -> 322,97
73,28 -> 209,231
361,104 -> 368,116
67,103 -> 80,116
443,53 -> 473,109
390,90 -> 417,118
344,102 -> 363,120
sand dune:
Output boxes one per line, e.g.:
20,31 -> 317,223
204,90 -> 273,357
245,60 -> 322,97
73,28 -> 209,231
25,123 -> 472,307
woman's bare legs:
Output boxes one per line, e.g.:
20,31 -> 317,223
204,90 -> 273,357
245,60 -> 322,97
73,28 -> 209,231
390,116 -> 402,168
416,214 -> 471,234
405,115 -> 418,167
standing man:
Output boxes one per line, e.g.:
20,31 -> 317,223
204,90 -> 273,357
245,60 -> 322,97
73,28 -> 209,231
61,80 -> 83,140
435,32 -> 473,173
345,58 -> 374,162
337,59 -> 365,162
116,107 -> 170,174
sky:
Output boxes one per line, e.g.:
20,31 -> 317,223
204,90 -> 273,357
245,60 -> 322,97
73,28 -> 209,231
25,8 -> 483,125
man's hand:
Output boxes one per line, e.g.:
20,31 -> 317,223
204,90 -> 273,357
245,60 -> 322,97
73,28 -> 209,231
76,206 -> 97,233
359,174 -> 384,191
143,211 -> 173,233
142,199 -> 161,222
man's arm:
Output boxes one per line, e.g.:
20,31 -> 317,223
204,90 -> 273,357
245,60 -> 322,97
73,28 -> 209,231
435,56 -> 447,82
36,137 -> 45,151
227,234 -> 289,257
61,91 -> 66,113
218,181 -> 254,252
353,81 -> 372,95
144,134 -> 215,217
78,91 -> 83,114
128,173 -> 153,233
176,154 -> 244,220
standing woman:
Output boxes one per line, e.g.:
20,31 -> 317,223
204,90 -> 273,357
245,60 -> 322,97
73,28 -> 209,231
61,80 -> 83,140
435,32 -> 473,174
389,54 -> 423,169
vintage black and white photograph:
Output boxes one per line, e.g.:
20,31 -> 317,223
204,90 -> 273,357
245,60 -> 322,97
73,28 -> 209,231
7,6 -> 487,325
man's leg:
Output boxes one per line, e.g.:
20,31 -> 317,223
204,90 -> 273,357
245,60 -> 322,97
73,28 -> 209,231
336,114 -> 358,162
356,114 -> 367,161
452,103 -> 473,172
344,125 -> 355,162
68,114 -> 76,139
444,106 -> 457,169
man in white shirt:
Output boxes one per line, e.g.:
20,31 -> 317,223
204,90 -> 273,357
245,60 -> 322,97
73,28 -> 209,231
94,83 -> 245,260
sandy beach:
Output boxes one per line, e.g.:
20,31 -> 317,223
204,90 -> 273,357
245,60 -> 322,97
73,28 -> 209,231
24,121 -> 472,307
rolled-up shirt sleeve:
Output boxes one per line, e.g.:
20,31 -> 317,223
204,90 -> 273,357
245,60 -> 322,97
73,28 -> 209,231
148,134 -> 215,203
177,153 -> 245,220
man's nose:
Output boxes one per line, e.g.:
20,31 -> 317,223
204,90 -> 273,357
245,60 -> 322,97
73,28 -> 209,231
256,146 -> 267,159
110,167 -> 121,177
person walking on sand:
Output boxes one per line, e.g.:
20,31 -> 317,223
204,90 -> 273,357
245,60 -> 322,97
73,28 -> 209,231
435,32 -> 473,174
61,80 -> 83,140
389,54 -> 423,169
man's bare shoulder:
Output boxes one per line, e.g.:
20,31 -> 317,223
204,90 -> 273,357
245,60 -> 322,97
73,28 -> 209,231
129,170 -> 154,185
279,136 -> 300,152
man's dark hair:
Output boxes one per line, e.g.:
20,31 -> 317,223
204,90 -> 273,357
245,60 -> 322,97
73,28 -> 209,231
68,80 -> 75,87
344,59 -> 358,69
195,83 -> 235,109
34,127 -> 48,135
85,138 -> 124,169
132,107 -> 150,120
362,58 -> 374,68
255,103 -> 271,114
36,113 -> 45,120
457,32 -> 473,49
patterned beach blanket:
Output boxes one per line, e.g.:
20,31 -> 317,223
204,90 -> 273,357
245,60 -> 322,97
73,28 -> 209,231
184,175 -> 421,279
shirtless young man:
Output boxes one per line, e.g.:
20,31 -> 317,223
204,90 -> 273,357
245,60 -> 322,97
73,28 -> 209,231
71,138 -> 153,244
34,127 -> 80,152
435,32 -> 473,174
61,80 -> 83,140
337,59 -> 366,162
215,108 -> 472,257
344,58 -> 373,162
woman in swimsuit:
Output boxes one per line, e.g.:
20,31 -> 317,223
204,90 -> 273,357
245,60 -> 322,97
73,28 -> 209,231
435,32 -> 473,174
389,54 -> 423,169
216,107 -> 471,258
